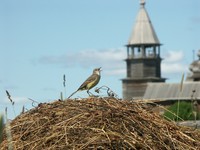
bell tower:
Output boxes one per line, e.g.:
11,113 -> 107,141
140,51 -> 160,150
122,0 -> 166,99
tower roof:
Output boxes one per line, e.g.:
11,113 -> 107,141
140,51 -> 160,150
128,0 -> 160,46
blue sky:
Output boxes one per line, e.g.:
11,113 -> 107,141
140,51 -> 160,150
0,0 -> 200,119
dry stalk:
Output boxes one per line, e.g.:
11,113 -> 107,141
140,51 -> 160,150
1,98 -> 200,150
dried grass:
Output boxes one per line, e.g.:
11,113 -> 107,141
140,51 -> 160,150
1,98 -> 200,150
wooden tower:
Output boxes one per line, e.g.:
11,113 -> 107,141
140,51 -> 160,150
122,0 -> 166,100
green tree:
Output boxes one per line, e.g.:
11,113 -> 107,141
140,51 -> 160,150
163,101 -> 200,121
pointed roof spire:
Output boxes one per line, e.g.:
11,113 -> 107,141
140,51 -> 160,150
140,0 -> 145,7
128,0 -> 160,46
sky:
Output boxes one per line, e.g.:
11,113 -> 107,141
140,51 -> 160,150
0,0 -> 200,119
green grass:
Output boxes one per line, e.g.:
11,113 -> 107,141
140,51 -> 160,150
163,101 -> 200,121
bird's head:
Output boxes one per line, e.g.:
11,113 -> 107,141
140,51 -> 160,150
93,67 -> 102,75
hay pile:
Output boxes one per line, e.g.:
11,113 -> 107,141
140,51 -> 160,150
1,98 -> 200,150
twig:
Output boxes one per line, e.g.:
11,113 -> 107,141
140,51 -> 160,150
5,90 -> 16,117
28,98 -> 39,107
63,74 -> 66,99
177,73 -> 184,121
95,86 -> 119,99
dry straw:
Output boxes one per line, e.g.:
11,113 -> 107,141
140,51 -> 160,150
1,98 -> 200,150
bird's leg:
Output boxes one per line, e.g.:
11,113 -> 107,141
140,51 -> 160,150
87,90 -> 92,96
87,90 -> 98,97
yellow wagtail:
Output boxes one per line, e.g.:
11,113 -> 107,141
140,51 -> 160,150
68,67 -> 101,98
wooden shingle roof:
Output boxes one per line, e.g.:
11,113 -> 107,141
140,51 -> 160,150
128,0 -> 160,46
143,82 -> 200,100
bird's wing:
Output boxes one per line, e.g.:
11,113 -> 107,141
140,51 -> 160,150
78,74 -> 98,90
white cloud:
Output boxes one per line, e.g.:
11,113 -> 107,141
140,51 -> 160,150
38,49 -> 189,77
39,48 -> 127,76
161,63 -> 188,74
163,50 -> 184,63
161,50 -> 189,75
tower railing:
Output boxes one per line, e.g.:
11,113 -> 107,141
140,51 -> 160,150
127,53 -> 160,59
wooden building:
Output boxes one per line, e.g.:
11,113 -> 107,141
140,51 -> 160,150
143,51 -> 200,110
144,49 -> 200,101
122,0 -> 165,100
186,50 -> 200,82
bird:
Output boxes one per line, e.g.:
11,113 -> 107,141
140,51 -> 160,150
68,67 -> 102,99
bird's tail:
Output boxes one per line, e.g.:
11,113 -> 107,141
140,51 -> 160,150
67,90 -> 78,99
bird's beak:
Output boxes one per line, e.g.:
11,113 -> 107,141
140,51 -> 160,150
98,67 -> 102,71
